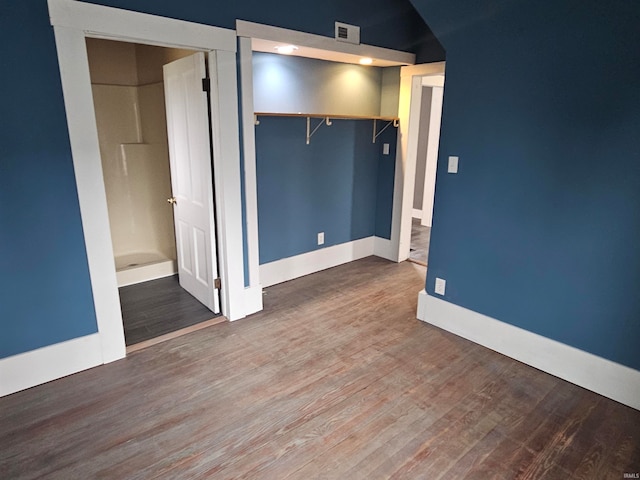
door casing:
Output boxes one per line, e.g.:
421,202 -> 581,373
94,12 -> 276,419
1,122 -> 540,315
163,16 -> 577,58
49,0 -> 246,365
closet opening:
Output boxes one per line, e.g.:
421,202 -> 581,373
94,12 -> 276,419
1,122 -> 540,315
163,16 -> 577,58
86,38 -> 223,348
236,21 -> 417,294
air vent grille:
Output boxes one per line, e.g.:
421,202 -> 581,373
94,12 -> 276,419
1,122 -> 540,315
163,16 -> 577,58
335,22 -> 360,45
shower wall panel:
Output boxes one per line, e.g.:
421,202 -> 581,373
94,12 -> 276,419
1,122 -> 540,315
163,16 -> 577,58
92,84 -> 176,264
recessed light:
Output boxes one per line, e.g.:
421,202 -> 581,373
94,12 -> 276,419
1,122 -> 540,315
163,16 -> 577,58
359,57 -> 373,65
275,45 -> 298,55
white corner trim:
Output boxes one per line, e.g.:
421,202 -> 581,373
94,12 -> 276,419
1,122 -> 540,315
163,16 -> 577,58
416,290 -> 640,411
243,285 -> 264,318
260,237 -> 375,288
374,236 -> 395,261
48,0 -> 236,52
412,208 -> 422,219
0,334 -> 102,397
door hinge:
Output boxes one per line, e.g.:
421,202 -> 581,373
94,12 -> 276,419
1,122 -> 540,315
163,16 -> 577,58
214,277 -> 221,289
202,78 -> 211,92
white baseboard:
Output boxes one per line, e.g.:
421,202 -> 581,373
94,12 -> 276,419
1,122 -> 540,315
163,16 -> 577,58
374,236 -> 396,261
417,290 -> 640,411
242,284 -> 264,317
0,334 -> 103,397
412,208 -> 422,219
260,237 -> 375,288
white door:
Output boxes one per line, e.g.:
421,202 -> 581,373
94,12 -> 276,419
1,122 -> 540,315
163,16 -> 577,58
164,52 -> 220,313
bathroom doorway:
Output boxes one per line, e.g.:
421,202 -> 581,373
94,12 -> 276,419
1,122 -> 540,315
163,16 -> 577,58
86,38 -> 222,347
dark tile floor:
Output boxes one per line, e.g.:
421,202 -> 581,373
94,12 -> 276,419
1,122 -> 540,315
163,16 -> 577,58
409,217 -> 431,265
119,275 -> 218,346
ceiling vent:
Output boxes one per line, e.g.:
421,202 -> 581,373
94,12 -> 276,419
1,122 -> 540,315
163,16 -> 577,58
335,22 -> 360,45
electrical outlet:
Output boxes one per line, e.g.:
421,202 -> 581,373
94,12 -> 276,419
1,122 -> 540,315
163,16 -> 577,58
435,277 -> 446,296
383,143 -> 390,155
317,232 -> 325,245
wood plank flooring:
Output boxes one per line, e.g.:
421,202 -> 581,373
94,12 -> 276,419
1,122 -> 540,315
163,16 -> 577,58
2,257 -> 639,479
119,275 -> 219,346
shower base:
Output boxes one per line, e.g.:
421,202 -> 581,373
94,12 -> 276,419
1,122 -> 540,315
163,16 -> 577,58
115,252 -> 177,287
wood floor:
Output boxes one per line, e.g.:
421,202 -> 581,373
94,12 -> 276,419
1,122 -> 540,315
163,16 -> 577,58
119,275 -> 219,346
1,257 -> 639,479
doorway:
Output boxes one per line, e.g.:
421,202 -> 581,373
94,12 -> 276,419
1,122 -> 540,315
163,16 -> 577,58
31,0 -> 247,391
408,77 -> 444,266
86,38 -> 221,347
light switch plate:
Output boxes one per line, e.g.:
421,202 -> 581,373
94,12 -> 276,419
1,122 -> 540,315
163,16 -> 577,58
448,156 -> 459,173
383,143 -> 390,155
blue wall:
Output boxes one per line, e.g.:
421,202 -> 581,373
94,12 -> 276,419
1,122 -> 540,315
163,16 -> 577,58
255,117 -> 396,264
84,0 -> 444,63
0,0 -> 433,359
410,0 -> 640,370
0,3 -> 98,358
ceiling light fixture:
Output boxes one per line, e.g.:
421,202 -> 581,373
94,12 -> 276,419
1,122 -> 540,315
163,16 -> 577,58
275,45 -> 298,55
359,57 -> 373,65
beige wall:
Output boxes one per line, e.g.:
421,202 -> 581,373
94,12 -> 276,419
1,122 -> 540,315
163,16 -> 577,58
87,38 -> 193,265
135,44 -> 194,85
86,38 -> 138,86
86,38 -> 193,86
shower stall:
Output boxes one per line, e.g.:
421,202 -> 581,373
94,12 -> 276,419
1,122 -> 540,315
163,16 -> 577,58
87,38 -> 193,286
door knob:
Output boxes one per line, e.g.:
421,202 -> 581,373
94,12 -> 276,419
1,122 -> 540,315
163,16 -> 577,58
167,197 -> 177,205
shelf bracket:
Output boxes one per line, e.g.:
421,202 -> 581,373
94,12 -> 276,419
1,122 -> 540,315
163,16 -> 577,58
306,117 -> 332,145
372,118 -> 398,143
254,114 -> 260,126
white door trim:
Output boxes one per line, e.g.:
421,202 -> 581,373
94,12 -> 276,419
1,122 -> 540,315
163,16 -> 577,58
48,0 -> 236,51
48,0 -> 244,368
237,37 -> 262,293
236,20 -> 415,67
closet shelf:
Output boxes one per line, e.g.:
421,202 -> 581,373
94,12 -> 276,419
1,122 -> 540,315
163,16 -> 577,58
254,112 -> 399,121
254,112 -> 399,144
